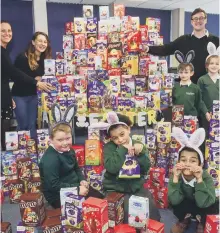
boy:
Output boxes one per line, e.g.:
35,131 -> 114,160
169,127 -> 217,233
172,54 -> 209,120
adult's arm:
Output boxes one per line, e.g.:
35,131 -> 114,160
148,35 -> 186,56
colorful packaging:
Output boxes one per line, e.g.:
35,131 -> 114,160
172,105 -> 184,127
135,76 -> 146,94
74,34 -> 86,50
121,55 -> 139,75
83,5 -> 94,19
183,116 -> 197,136
65,22 -> 74,35
119,154 -> 140,179
212,100 -> 220,120
89,173 -> 104,194
127,31 -> 141,52
157,122 -> 171,143
131,17 -> 140,31
63,35 -> 74,49
72,145 -> 85,167
19,193 -> 46,227
146,219 -> 165,233
99,6 -> 109,20
114,224 -> 136,233
17,158 -> 32,181
5,131 -> 18,151
44,59 -> 56,76
205,215 -> 220,233
8,179 -> 25,203
88,127 -> 100,140
113,4 -> 125,19
149,167 -> 165,189
163,73 -> 174,89
85,140 -> 103,165
60,187 -> 78,217
1,222 -> 12,233
27,178 -> 41,194
128,195 -> 149,229
155,187 -> 168,209
16,221 -> 38,233
41,216 -> 62,233
145,129 -> 156,150
105,192 -> 124,228
82,197 -> 109,233
55,59 -> 65,76
148,75 -> 161,91
75,93 -> 88,114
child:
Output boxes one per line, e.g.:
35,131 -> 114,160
101,112 -> 160,222
172,50 -> 209,119
197,42 -> 219,133
169,127 -> 218,233
39,104 -> 103,208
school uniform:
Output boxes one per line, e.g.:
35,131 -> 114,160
168,171 -> 218,225
103,139 -> 160,222
172,81 -> 207,117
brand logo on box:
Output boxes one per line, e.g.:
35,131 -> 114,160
133,202 -> 142,207
43,225 -> 61,233
83,207 -> 99,213
20,201 -> 37,208
9,183 -> 23,190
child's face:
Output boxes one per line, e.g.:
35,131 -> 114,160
179,150 -> 200,176
207,57 -> 219,74
178,67 -> 194,82
110,125 -> 130,146
50,131 -> 72,152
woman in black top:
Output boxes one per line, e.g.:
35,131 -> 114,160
12,31 -> 52,139
1,21 -> 52,150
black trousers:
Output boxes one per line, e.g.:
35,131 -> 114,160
106,188 -> 161,224
50,186 -> 104,209
198,115 -> 210,155
1,119 -> 11,151
172,198 -> 219,225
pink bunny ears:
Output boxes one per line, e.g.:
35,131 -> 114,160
206,42 -> 220,61
172,127 -> 206,164
89,111 -> 128,133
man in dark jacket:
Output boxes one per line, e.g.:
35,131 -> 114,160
145,8 -> 219,84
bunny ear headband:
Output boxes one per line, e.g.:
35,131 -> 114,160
172,127 -> 205,164
206,42 -> 220,61
174,50 -> 195,70
89,111 -> 128,133
50,103 -> 77,136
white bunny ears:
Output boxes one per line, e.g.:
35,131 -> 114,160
89,111 -> 128,133
50,103 -> 76,135
206,42 -> 220,61
172,127 -> 205,164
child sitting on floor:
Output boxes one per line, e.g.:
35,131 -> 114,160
92,111 -> 161,223
169,127 -> 218,233
39,104 -> 103,208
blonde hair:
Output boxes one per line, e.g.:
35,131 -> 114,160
26,32 -> 52,70
50,123 -> 72,139
206,55 -> 219,66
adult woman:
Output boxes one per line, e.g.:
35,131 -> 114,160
12,32 -> 52,139
1,21 -> 52,150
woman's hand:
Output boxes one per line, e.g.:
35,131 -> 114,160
37,81 -> 54,92
35,76 -> 41,82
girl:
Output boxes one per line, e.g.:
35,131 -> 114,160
102,112 -> 160,223
197,42 -> 219,134
12,32 -> 53,139
1,21 -> 51,150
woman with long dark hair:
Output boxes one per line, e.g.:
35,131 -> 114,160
1,21 -> 52,150
12,31 -> 53,139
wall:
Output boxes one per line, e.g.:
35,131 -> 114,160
185,11 -> 219,36
1,0 -> 33,62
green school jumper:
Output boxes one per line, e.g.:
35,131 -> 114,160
172,83 -> 207,117
197,74 -> 219,113
168,170 -> 216,208
39,146 -> 84,205
103,140 -> 150,194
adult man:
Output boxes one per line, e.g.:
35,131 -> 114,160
145,8 -> 219,84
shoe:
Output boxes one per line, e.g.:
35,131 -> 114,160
170,218 -> 191,233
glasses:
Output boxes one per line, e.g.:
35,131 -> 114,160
191,16 -> 206,22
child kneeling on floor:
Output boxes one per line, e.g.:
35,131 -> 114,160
169,127 -> 218,233
39,104 -> 103,209
93,112 -> 161,223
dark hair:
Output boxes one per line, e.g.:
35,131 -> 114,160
179,147 -> 201,165
191,8 -> 207,19
1,20 -> 11,26
26,31 -> 52,70
107,114 -> 132,136
177,63 -> 194,72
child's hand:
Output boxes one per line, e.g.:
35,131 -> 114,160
173,163 -> 184,178
80,180 -> 89,188
206,112 -> 211,122
122,144 -> 135,156
133,143 -> 144,156
191,165 -> 203,182
79,185 -> 89,196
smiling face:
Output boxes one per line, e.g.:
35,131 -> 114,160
50,130 -> 72,152
1,22 -> 12,47
178,66 -> 194,82
206,56 -> 220,75
191,11 -> 207,32
109,125 -> 130,146
32,34 -> 48,54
